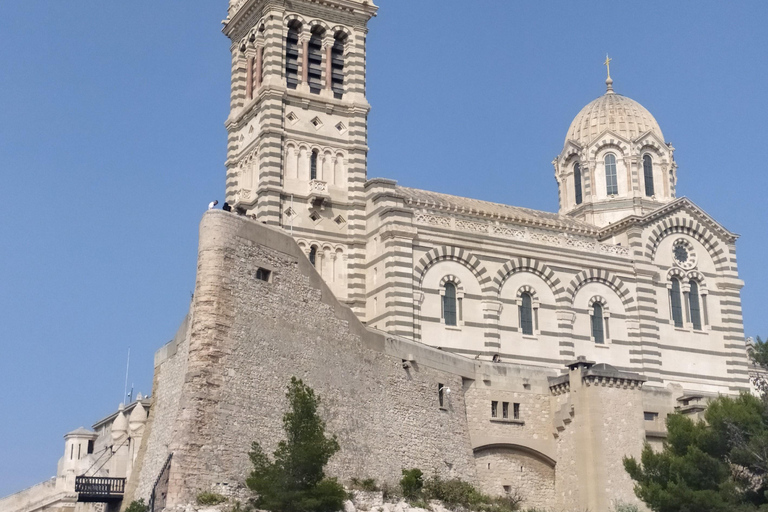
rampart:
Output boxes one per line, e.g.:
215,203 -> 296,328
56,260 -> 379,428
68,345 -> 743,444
128,211 -> 483,508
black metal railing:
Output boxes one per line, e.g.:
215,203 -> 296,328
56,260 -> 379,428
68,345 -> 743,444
75,476 -> 126,502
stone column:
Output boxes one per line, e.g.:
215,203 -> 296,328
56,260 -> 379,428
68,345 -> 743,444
301,36 -> 309,85
325,41 -> 333,91
245,56 -> 254,100
255,46 -> 263,90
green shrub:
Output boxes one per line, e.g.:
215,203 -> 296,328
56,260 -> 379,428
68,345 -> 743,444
423,477 -> 484,508
349,477 -> 379,492
611,503 -> 640,512
124,499 -> 149,512
400,468 -> 424,500
197,491 -> 228,505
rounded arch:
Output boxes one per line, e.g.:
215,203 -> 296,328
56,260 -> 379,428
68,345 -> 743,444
414,246 -> 491,294
439,274 -> 462,289
589,140 -> 630,158
666,267 -> 687,282
284,14 -> 306,29
646,218 -> 727,271
686,270 -> 707,290
472,442 -> 556,469
307,19 -> 330,34
331,25 -> 352,40
566,269 -> 635,312
493,258 -> 567,306
516,284 -> 538,302
587,295 -> 609,310
640,144 -> 664,158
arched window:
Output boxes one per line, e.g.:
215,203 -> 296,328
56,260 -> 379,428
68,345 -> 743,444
689,280 -> 702,330
670,278 -> 683,328
443,282 -> 457,326
519,292 -> 533,335
574,162 -> 583,205
604,154 -> 618,196
643,155 -> 655,197
307,28 -> 324,94
285,23 -> 300,90
310,149 -> 318,180
331,33 -> 346,99
309,246 -> 317,267
591,303 -> 605,344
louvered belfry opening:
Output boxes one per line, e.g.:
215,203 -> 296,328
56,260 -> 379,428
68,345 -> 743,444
331,33 -> 346,99
308,27 -> 324,94
285,22 -> 301,90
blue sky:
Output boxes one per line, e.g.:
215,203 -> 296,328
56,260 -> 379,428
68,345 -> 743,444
1,0 -> 767,497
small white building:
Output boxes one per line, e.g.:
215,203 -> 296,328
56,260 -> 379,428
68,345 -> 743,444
0,397 -> 149,512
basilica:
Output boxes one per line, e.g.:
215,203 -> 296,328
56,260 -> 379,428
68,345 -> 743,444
221,0 -> 747,394
2,1 -> 750,512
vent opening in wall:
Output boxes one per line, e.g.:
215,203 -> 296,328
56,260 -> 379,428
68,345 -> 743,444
255,268 -> 271,282
335,122 -> 347,133
286,112 -> 298,124
309,211 -> 320,222
311,117 -> 323,130
334,215 -> 346,226
284,207 -> 296,219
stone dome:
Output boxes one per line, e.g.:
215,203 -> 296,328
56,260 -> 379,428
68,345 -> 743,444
565,84 -> 663,147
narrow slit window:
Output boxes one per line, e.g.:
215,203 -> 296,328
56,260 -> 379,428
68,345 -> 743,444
643,155 -> 655,197
670,278 -> 683,328
285,24 -> 300,90
574,162 -> 583,205
310,150 -> 318,180
438,384 -> 444,407
87,440 -> 94,454
502,402 -> 509,419
605,154 -> 618,195
513,403 -> 520,420
519,293 -> 533,335
307,30 -> 324,94
443,282 -> 457,326
331,34 -> 345,99
592,303 -> 605,344
309,246 -> 317,267
491,401 -> 498,418
689,280 -> 702,330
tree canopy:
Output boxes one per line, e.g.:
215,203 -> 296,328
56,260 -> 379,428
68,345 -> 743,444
624,336 -> 768,512
246,377 -> 346,512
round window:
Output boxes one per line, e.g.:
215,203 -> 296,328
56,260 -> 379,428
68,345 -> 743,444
672,239 -> 697,270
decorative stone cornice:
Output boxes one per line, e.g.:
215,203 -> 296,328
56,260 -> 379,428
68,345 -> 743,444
411,210 -> 630,257
597,196 -> 739,243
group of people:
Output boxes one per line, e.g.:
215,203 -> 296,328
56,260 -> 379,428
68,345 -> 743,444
208,199 -> 255,219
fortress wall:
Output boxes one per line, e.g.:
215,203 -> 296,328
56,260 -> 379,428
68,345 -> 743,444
124,315 -> 190,504
161,211 -> 477,507
463,368 -> 556,508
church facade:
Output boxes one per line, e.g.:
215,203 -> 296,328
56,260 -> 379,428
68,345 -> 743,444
2,1 -> 751,512
221,0 -> 748,395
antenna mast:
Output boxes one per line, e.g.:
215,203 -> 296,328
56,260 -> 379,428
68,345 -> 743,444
123,348 -> 130,404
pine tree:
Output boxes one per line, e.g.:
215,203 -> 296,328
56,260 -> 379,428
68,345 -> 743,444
246,377 -> 346,512
624,338 -> 768,512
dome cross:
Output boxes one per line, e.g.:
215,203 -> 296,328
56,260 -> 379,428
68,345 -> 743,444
604,54 -> 614,93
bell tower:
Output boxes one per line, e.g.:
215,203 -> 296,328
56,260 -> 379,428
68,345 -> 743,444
222,0 -> 377,313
